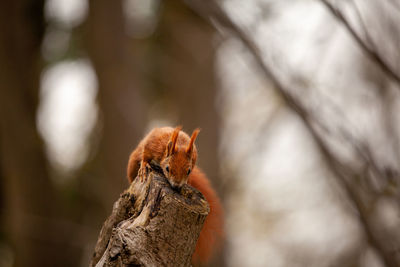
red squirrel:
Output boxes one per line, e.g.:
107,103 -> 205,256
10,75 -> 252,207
127,126 -> 223,264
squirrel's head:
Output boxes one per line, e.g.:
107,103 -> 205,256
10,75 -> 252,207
160,126 -> 200,189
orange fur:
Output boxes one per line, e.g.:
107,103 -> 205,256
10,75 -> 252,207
186,128 -> 200,155
126,126 -> 223,264
188,167 -> 224,264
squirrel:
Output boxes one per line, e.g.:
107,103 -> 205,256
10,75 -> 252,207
127,126 -> 223,265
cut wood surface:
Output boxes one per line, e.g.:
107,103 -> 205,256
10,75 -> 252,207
90,169 -> 209,267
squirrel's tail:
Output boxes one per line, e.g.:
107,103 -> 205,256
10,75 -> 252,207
188,167 -> 224,264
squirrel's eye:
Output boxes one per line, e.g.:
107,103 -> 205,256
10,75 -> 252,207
166,166 -> 170,172
187,168 -> 191,175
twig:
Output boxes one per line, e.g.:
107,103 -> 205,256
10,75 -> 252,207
320,0 -> 400,87
387,0 -> 400,13
185,0 -> 399,266
349,0 -> 376,53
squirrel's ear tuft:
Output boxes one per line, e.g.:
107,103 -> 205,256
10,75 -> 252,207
166,141 -> 173,156
186,128 -> 200,155
167,126 -> 182,155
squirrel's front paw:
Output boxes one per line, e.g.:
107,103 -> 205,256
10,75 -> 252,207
138,162 -> 151,182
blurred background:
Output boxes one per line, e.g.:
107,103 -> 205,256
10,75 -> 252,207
1,0 -> 400,266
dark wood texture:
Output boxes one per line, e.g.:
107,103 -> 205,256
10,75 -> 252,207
90,171 -> 209,267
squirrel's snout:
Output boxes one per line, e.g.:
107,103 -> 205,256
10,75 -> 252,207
169,180 -> 184,190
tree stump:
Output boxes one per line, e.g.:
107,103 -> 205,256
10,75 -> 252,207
90,168 -> 209,267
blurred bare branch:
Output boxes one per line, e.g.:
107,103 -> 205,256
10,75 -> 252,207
387,0 -> 400,12
186,0 -> 400,266
320,0 -> 400,87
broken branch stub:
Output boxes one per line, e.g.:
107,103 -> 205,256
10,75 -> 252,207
90,172 -> 209,267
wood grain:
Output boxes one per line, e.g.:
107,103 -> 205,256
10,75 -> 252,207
90,171 -> 209,267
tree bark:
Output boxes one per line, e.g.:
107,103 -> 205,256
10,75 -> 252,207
90,169 -> 209,267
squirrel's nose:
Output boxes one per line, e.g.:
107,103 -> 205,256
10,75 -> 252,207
169,180 -> 182,191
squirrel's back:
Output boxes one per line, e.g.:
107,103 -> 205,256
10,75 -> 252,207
127,127 -> 195,182
127,127 -> 223,264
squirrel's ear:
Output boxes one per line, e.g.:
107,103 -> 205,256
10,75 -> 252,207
166,141 -> 173,156
167,126 -> 181,156
186,128 -> 200,155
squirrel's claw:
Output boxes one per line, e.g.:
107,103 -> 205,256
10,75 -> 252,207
138,162 -> 150,182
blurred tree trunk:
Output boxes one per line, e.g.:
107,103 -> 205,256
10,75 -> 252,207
0,1 -> 76,266
86,0 -> 224,265
156,1 -> 221,192
86,0 -> 146,210
154,1 -> 224,265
